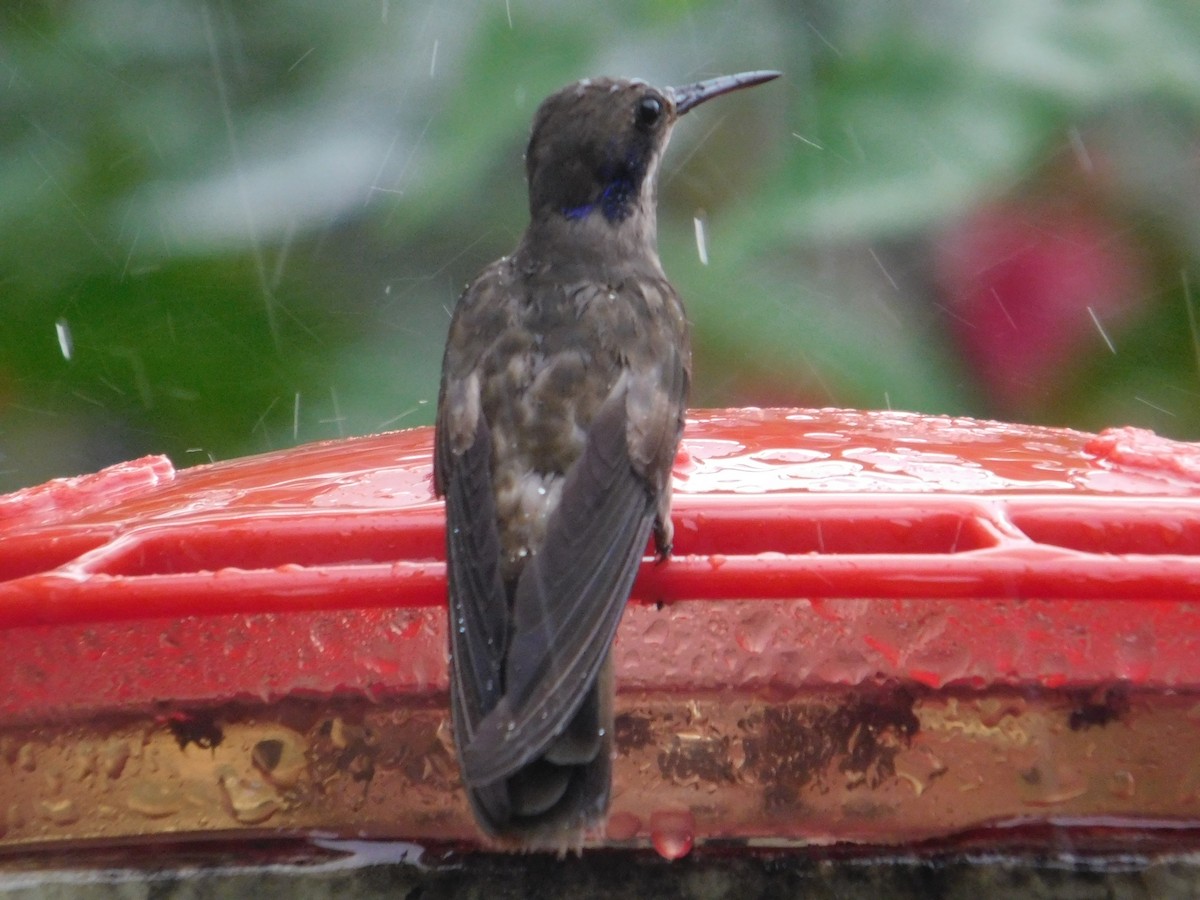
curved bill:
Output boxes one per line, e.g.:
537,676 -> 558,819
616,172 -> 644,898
669,70 -> 781,115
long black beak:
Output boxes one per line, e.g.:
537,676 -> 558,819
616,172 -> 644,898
669,70 -> 781,115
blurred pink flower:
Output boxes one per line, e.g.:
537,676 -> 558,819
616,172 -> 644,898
934,202 -> 1147,414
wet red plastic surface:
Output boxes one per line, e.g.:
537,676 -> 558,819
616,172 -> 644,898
3,408 -> 1200,723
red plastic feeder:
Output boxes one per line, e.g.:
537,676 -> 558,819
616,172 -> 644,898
2,408 -> 1200,857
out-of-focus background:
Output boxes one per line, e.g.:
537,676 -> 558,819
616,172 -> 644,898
3,0 -> 1199,492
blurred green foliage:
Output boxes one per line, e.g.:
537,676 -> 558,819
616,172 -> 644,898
2,0 -> 1200,491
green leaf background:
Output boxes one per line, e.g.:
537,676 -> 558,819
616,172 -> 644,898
2,0 -> 1199,491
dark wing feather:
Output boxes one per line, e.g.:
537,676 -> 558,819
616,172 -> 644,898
460,385 -> 655,786
442,415 -> 512,827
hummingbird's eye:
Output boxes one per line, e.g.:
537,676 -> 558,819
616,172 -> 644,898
636,95 -> 663,129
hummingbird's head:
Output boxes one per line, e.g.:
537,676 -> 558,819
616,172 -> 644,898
523,71 -> 779,235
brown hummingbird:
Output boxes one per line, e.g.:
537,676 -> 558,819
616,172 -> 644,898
434,70 -> 779,845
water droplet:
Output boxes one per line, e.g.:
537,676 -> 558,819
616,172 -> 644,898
218,770 -> 281,825
643,619 -> 669,646
16,744 -> 36,772
976,697 -> 1026,729
44,773 -> 63,795
127,782 -> 182,819
6,802 -> 28,832
73,743 -> 100,780
649,809 -> 694,860
40,798 -> 80,826
896,770 -> 926,796
330,717 -> 350,750
1109,770 -> 1135,799
1022,763 -> 1087,807
733,608 -> 773,653
102,741 -> 132,780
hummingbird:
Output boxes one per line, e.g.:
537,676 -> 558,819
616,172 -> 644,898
434,70 -> 780,846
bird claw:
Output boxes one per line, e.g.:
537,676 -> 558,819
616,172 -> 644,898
653,517 -> 673,563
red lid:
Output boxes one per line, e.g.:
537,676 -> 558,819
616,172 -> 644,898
3,408 -> 1200,723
